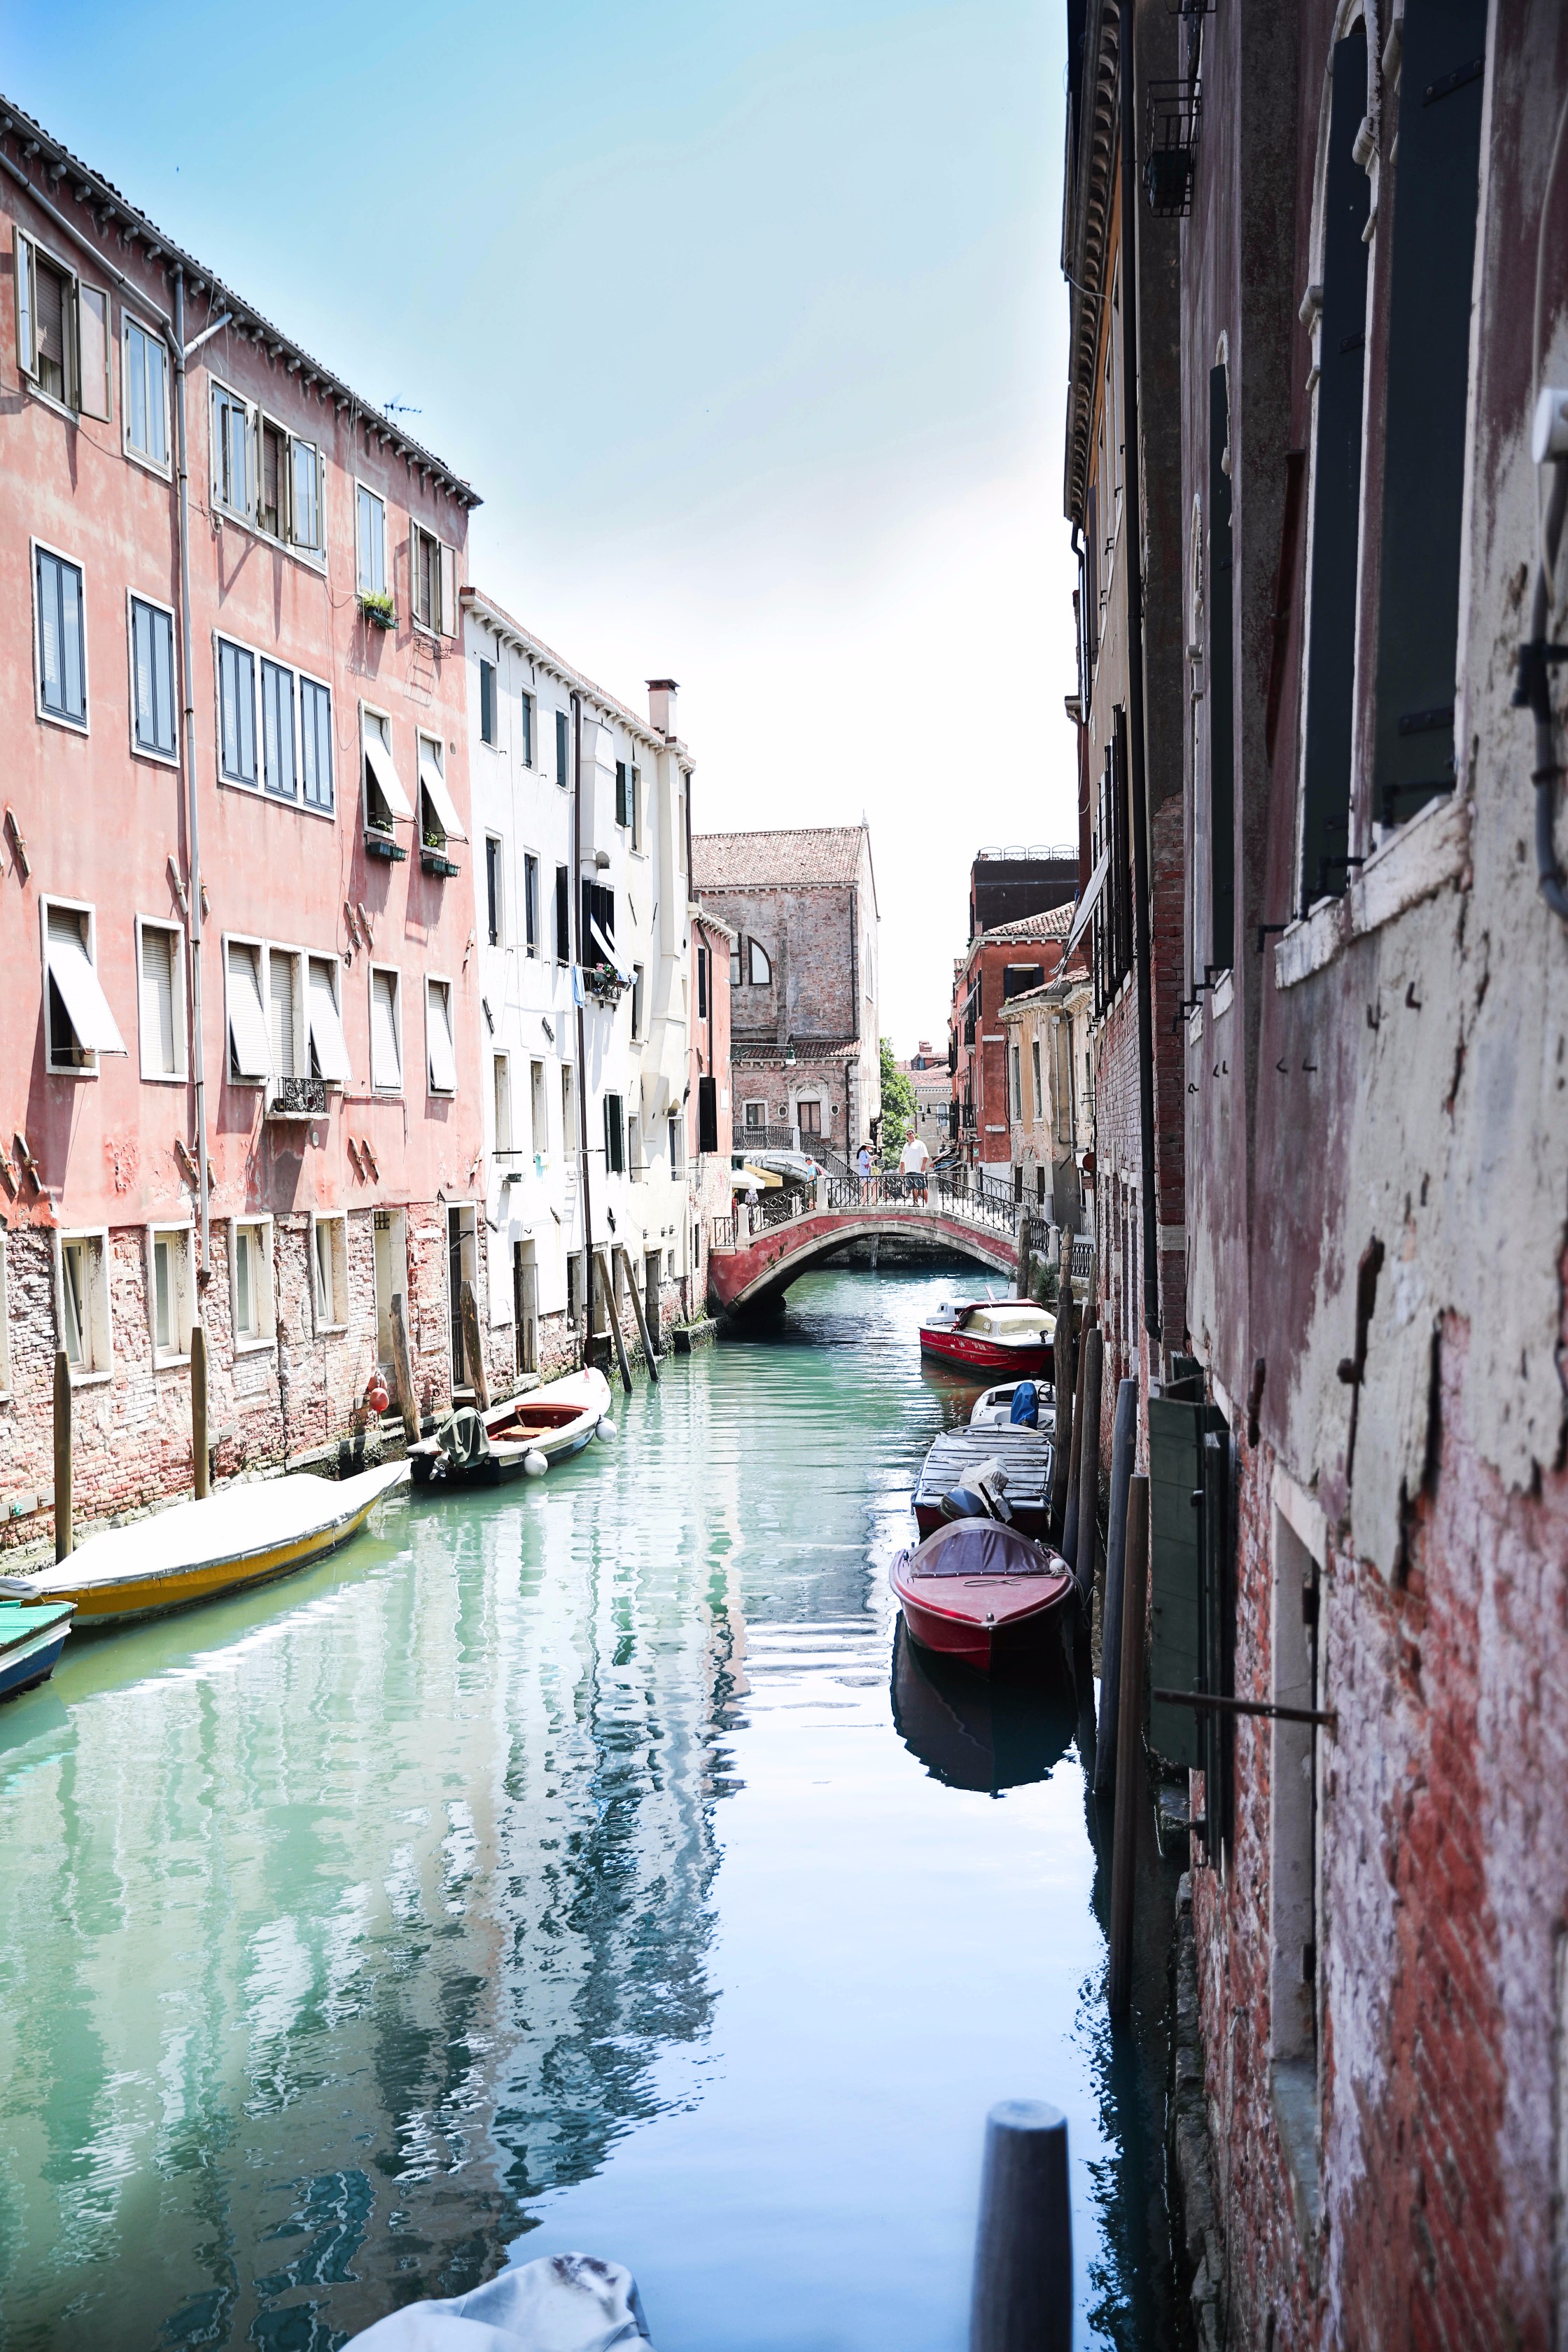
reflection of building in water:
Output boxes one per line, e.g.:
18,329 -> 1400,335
0,1490 -> 741,2348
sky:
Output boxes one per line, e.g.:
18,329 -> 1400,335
3,0 -> 1078,1049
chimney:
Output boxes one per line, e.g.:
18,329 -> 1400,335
647,678 -> 679,737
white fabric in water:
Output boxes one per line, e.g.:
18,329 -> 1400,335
345,2254 -> 654,2352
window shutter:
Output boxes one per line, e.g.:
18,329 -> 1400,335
370,971 -> 401,1090
440,540 -> 458,637
270,951 -> 298,1079
77,284 -> 110,419
15,231 -> 35,377
225,942 -> 269,1079
140,925 -> 178,1075
1147,1397 -> 1203,1768
1371,0 -> 1488,825
1207,370 -> 1235,967
307,958 -> 351,1083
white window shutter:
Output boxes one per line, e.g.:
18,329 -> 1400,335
46,908 -> 127,1056
307,959 -> 351,1083
226,942 -> 270,1079
78,286 -> 110,420
440,540 -> 457,638
15,231 -> 35,378
371,971 -> 401,1090
140,926 -> 178,1075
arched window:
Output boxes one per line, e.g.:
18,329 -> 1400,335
748,939 -> 772,985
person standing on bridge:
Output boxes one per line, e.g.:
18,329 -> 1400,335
856,1141 -> 874,1198
899,1130 -> 931,1201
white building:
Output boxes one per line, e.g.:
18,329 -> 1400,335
463,593 -> 696,1378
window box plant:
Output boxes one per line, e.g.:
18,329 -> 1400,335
583,960 -> 628,1007
360,589 -> 396,630
421,841 -> 461,878
365,825 -> 407,863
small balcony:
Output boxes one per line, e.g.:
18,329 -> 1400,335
266,1076 -> 329,1121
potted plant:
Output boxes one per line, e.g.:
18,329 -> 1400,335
421,827 -> 459,878
360,588 -> 396,630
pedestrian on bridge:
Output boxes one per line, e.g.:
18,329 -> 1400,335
899,1130 -> 931,1200
856,1142 -> 874,1198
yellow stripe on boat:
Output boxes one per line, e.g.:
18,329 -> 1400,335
28,1462 -> 410,1625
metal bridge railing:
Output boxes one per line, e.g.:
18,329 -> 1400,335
710,1173 -> 1021,1251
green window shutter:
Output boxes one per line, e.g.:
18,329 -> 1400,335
1147,1397 -> 1203,1767
1208,366 -> 1235,969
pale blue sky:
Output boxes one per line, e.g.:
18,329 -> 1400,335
4,0 -> 1076,1042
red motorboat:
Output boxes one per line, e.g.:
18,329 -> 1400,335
918,1298 -> 1055,1380
889,1518 -> 1075,1674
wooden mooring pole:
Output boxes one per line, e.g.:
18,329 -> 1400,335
620,1245 -> 660,1384
1107,1475 -> 1150,2019
52,1347 -> 73,1562
459,1279 -> 491,1412
390,1294 -> 420,1442
969,2099 -> 1072,2352
599,1250 -> 634,1395
191,1320 -> 209,1499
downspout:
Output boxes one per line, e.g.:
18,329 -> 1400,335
172,269 -> 211,1278
1119,10 -> 1161,1345
570,690 -> 596,1365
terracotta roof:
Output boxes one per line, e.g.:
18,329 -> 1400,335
694,827 -> 867,890
983,904 -> 1075,944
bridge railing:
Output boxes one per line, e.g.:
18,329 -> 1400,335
710,1172 -> 1021,1251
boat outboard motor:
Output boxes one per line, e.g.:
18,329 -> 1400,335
438,1406 -> 491,1471
1009,1380 -> 1040,1429
938,1458 -> 1013,1525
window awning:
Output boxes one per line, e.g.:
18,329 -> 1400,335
226,946 -> 269,1078
417,746 -> 466,842
1064,847 -> 1110,960
589,912 -> 633,985
427,986 -> 456,1093
46,914 -> 127,1054
307,961 -> 351,1084
363,727 -> 414,823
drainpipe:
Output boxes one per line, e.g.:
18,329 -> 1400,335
1119,15 -> 1161,1345
571,690 -> 595,1366
172,269 -> 211,1278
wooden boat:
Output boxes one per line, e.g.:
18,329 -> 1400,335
27,1462 -> 409,1627
919,1298 -> 1055,1379
410,1368 -> 611,1488
890,1618 -> 1076,1791
914,1425 -> 1054,1539
0,1597 -> 76,1700
890,1517 -> 1075,1674
970,1380 -> 1055,1434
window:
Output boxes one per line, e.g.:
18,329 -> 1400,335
1369,0 -> 1488,831
493,1053 -> 513,1152
231,1219 -> 275,1348
696,944 -> 709,1019
523,853 -> 539,958
479,658 -> 498,746
1003,963 -> 1043,999
698,1074 -> 718,1154
269,948 -> 301,1080
555,864 -> 571,963
1031,1039 -> 1043,1121
15,233 -> 108,418
43,900 -> 125,1074
520,691 -> 534,767
370,967 -> 402,1092
555,708 -> 569,787
530,1059 -> 547,1157
615,760 -> 633,827
485,836 -> 504,945
631,963 -> 645,1037
259,417 -> 288,538
743,1100 -> 767,1133
426,977 -> 456,1095
798,1098 -> 821,1135
582,881 -> 616,965
362,708 -> 413,836
225,940 -> 268,1082
668,1114 -> 682,1172
34,544 -> 86,727
603,1092 -> 625,1175
748,939 -> 771,986
292,438 -> 323,557
356,484 -> 387,596
729,937 -> 743,986
631,766 -> 643,852
218,638 -> 257,786
307,955 -> 351,1084
628,1113 -> 643,1181
1008,1044 -> 1022,1122
137,919 -> 184,1080
211,382 -> 252,519
417,735 -> 467,855
149,1225 -> 195,1364
130,596 -> 176,760
312,1213 -> 349,1330
57,1231 -> 111,1377
412,524 -> 456,636
562,1063 -> 575,1153
261,658 -> 297,801
300,676 -> 333,813
124,316 -> 169,465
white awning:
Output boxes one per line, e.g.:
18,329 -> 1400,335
589,912 -> 632,985
307,960 -> 351,1084
226,944 -> 269,1078
1064,847 -> 1110,960
46,912 -> 127,1055
426,985 -> 456,1093
417,746 -> 467,843
363,727 -> 414,823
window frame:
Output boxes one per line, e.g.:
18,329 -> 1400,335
41,893 -> 120,1078
410,521 -> 458,639
135,914 -> 187,1084
260,652 -> 299,804
55,1226 -> 113,1384
266,942 -> 307,1086
479,657 -> 498,748
356,480 -> 388,597
631,962 -> 645,1039
307,951 -> 352,1088
223,932 -> 270,1086
530,1058 -> 548,1159
211,629 -> 334,821
229,1214 -> 276,1353
122,309 -> 171,475
147,1220 -> 197,1368
209,377 -> 254,523
484,834 -> 505,946
555,708 -> 570,788
520,690 -> 535,769
603,1090 -> 626,1175
492,1049 -> 513,1153
523,851 -> 540,958
424,974 -> 457,1098
256,410 -> 293,544
126,588 -> 179,766
298,667 -> 335,816
747,938 -> 772,986
310,1210 -> 350,1335
290,432 -> 326,562
215,631 -> 258,791
15,229 -> 108,421
369,962 -> 404,1096
32,536 -> 90,734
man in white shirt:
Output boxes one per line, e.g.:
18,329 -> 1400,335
899,1130 -> 932,1200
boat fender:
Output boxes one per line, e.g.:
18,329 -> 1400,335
523,1450 -> 549,1478
365,1376 -> 390,1417
596,1418 -> 617,1441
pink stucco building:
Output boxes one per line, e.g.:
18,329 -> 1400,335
0,102 -> 489,1546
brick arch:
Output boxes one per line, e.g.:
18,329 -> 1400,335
710,1211 -> 1018,1315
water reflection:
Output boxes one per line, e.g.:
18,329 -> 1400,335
890,1620 -> 1078,1794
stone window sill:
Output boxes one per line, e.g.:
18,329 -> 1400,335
234,1337 -> 276,1358
1273,793 -> 1469,990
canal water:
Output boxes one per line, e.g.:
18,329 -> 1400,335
0,1268 -> 1182,2351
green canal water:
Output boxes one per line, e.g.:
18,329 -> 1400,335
0,1268 -> 1182,2351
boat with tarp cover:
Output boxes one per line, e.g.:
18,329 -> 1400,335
0,1593 -> 75,1700
889,1517 -> 1074,1674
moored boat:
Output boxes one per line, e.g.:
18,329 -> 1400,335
970,1380 -> 1054,1433
918,1298 -> 1055,1378
28,1462 -> 409,1628
890,1517 -> 1074,1674
410,1368 -> 611,1488
913,1424 -> 1054,1539
0,1595 -> 76,1700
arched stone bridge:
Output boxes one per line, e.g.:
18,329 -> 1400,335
708,1178 -> 1022,1315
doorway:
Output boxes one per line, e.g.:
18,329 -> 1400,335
373,1208 -> 408,1371
644,1250 -> 661,1350
447,1205 -> 477,1390
514,1241 -> 537,1376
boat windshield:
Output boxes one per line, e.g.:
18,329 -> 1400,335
962,1306 -> 1054,1340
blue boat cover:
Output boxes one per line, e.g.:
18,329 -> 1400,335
907,1520 -> 1060,1579
1009,1381 -> 1040,1427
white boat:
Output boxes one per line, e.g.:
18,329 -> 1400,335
970,1380 -> 1056,1434
409,1368 -> 612,1488
29,1462 -> 409,1627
